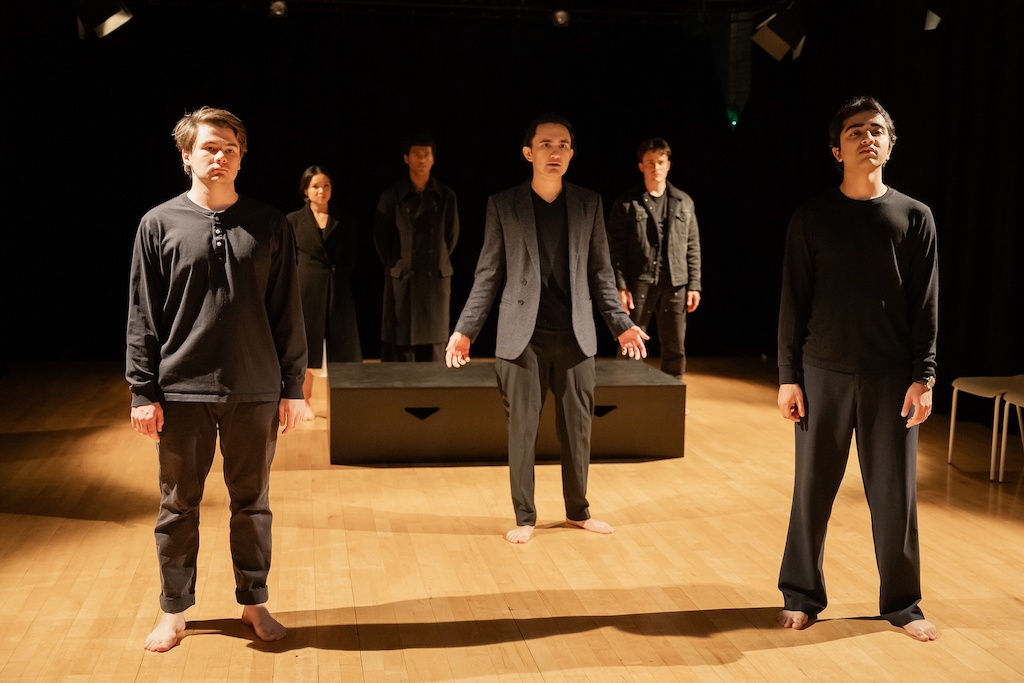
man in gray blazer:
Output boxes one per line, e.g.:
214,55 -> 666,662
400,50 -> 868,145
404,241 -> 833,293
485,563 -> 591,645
445,114 -> 649,544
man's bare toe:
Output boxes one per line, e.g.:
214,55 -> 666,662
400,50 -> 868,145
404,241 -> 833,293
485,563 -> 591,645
566,518 -> 614,535
241,604 -> 287,642
902,619 -> 938,641
778,609 -> 811,630
143,612 -> 186,652
504,525 -> 534,544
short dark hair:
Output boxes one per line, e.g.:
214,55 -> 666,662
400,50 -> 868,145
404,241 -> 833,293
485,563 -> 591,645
299,165 -> 332,195
522,113 -> 576,149
403,133 -> 436,156
828,95 -> 897,150
636,137 -> 672,162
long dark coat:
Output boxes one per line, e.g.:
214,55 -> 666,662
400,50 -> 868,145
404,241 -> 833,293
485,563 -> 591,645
373,176 -> 459,346
286,204 -> 362,365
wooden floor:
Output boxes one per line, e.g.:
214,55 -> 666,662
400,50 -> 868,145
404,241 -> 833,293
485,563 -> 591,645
1,358 -> 1022,682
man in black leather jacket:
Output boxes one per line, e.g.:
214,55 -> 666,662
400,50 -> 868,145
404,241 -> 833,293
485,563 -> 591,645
606,138 -> 702,380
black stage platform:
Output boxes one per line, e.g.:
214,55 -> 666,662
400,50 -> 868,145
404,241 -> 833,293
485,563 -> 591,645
327,359 -> 685,465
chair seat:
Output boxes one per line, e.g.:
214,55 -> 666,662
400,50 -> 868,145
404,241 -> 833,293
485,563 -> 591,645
1005,390 -> 1024,405
948,374 -> 1024,481
952,374 -> 1024,398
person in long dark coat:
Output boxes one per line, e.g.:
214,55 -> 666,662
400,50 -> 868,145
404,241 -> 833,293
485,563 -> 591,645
287,165 -> 362,419
373,134 -> 459,362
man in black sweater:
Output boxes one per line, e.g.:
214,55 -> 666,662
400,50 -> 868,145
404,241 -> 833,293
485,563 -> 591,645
776,96 -> 939,641
126,107 -> 307,651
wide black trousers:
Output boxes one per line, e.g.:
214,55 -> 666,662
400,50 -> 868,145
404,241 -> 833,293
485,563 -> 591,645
778,364 -> 925,627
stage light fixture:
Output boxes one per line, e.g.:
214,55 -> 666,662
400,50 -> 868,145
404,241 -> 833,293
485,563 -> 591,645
923,0 -> 948,30
712,8 -> 754,129
76,0 -> 132,39
269,1 -> 288,18
552,10 -> 570,27
751,2 -> 806,61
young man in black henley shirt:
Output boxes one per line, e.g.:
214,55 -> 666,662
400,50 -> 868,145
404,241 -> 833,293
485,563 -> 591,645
776,96 -> 939,641
126,107 -> 307,652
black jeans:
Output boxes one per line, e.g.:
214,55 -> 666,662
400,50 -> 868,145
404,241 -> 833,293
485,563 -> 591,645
154,401 -> 279,613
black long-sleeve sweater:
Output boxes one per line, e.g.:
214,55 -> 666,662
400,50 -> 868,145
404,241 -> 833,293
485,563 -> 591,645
777,187 -> 938,385
126,193 -> 307,406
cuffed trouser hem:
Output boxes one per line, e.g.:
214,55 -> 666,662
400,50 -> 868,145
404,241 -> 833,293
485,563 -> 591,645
236,587 -> 270,606
159,593 -> 197,614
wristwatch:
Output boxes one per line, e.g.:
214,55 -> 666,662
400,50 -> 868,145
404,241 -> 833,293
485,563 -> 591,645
915,376 -> 936,390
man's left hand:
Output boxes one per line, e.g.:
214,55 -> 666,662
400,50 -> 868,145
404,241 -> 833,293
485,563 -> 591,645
901,382 -> 933,428
279,398 -> 306,434
687,290 -> 701,313
617,326 -> 650,360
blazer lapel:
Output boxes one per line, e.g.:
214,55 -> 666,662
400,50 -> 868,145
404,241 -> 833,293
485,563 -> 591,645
321,214 -> 339,243
513,181 -> 539,269
295,206 -> 328,262
565,182 -> 584,286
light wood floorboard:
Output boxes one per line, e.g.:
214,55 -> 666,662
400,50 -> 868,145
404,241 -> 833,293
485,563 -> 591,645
1,358 -> 1022,682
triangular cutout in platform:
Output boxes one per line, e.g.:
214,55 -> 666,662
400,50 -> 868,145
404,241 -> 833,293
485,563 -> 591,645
404,406 -> 441,420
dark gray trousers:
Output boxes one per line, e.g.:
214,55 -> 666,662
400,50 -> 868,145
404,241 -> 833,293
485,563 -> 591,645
629,281 -> 688,379
778,365 -> 925,627
154,401 -> 279,613
495,329 -> 594,527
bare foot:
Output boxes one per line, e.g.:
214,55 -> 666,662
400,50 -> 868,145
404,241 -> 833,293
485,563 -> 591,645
778,609 -> 812,630
504,525 -> 534,544
902,619 -> 938,641
301,401 -> 315,422
241,604 -> 287,642
144,611 -> 186,652
566,518 -> 614,534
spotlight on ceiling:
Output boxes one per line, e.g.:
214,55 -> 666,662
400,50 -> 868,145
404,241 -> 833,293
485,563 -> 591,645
752,2 -> 806,61
76,0 -> 133,40
923,0 -> 948,30
269,1 -> 288,18
552,10 -> 570,27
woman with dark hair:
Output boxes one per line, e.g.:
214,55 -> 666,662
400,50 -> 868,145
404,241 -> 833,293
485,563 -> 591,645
286,165 -> 362,420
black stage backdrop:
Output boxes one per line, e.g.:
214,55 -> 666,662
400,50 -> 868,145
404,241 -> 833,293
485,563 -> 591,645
3,0 -> 1021,415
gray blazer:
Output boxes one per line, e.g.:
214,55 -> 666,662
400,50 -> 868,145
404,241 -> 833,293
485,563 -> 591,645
454,180 -> 634,360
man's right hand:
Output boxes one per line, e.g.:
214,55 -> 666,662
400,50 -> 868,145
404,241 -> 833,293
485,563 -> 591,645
131,402 -> 164,441
777,384 -> 805,423
618,289 -> 634,314
445,331 -> 471,368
